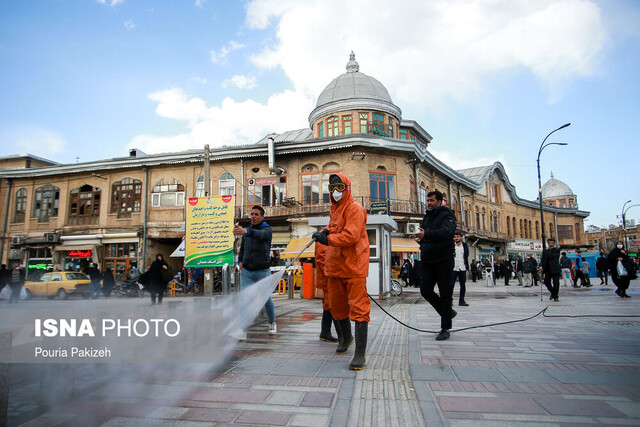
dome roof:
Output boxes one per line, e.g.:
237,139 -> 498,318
541,173 -> 574,200
308,52 -> 402,126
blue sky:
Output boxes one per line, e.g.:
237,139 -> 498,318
1,0 -> 639,228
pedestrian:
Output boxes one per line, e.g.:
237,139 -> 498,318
514,255 -> 523,286
102,267 -> 115,298
411,259 -> 422,288
470,259 -> 479,282
412,190 -> 457,341
582,258 -> 591,287
560,252 -> 572,287
573,250 -> 589,288
522,255 -> 533,287
451,230 -> 469,306
529,254 -> 539,287
399,259 -> 413,286
8,264 -> 25,304
86,263 -> 102,299
501,258 -> 512,286
541,238 -> 561,301
314,238 -> 339,343
608,240 -> 632,298
0,264 -> 11,290
233,205 -> 277,338
139,254 -> 170,305
312,173 -> 370,370
596,252 -> 609,285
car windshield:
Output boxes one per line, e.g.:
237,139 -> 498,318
66,273 -> 89,280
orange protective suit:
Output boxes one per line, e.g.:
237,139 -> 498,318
314,243 -> 331,311
322,173 -> 370,322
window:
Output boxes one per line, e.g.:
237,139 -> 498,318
33,184 -> 60,222
506,216 -> 511,236
490,184 -> 500,203
248,177 -> 286,207
152,179 -> 185,207
557,225 -> 573,241
399,129 -> 408,140
512,218 -> 516,237
370,173 -> 395,202
451,196 -> 459,222
569,199 -> 575,208
196,175 -> 208,197
327,116 -> 338,137
388,116 -> 394,136
549,222 -> 554,238
481,207 -> 486,231
318,123 -> 324,138
463,202 -> 470,226
370,113 -> 384,135
359,113 -> 368,133
14,188 -> 27,223
69,184 -> 101,225
219,172 -> 235,196
111,178 -> 142,218
519,219 -> 523,238
342,115 -> 352,135
419,184 -> 427,213
536,221 -> 540,239
475,206 -> 480,229
302,173 -> 320,205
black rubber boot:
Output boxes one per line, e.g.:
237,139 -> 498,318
335,318 -> 353,354
349,321 -> 368,370
319,310 -> 338,342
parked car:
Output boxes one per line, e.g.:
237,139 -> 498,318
24,271 -> 91,299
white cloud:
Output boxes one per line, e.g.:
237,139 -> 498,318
246,0 -> 606,108
124,20 -> 136,30
1,125 -> 66,158
195,0 -> 206,8
221,75 -> 258,89
97,0 -> 124,7
210,41 -> 246,64
129,88 -> 313,153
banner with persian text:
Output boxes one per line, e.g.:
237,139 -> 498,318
185,195 -> 235,267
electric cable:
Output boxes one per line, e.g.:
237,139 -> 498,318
368,293 -> 640,334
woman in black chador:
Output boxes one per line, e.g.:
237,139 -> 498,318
102,267 -> 115,298
140,253 -> 170,305
608,241 -> 634,298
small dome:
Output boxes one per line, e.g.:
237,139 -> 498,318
309,52 -> 401,126
541,173 -> 574,200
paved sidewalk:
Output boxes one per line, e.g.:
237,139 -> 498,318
5,279 -> 640,426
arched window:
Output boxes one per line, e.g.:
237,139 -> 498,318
69,184 -> 101,225
463,202 -> 470,226
549,222 -> 554,239
452,196 -> 459,222
327,116 -> 339,137
519,219 -> 524,238
481,207 -> 486,231
342,115 -> 352,135
524,219 -> 528,239
14,188 -> 27,223
419,182 -> 428,213
152,179 -> 185,207
506,216 -> 511,236
535,221 -> 540,239
219,172 -> 235,196
528,220 -> 533,239
33,184 -> 60,222
475,206 -> 480,229
111,178 -> 142,218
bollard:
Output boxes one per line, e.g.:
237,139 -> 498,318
222,263 -> 232,295
287,273 -> 295,299
234,265 -> 242,293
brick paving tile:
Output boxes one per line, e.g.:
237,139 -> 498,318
235,410 -> 293,425
534,397 -> 626,417
180,400 -> 233,409
186,387 -> 271,404
437,396 -> 546,414
57,401 -> 156,418
181,408 -> 239,422
300,391 -> 335,407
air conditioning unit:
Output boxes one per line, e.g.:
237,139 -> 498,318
11,236 -> 24,245
406,223 -> 421,234
44,232 -> 60,243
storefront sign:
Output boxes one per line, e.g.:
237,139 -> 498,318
185,195 -> 235,267
507,239 -> 543,253
68,250 -> 92,258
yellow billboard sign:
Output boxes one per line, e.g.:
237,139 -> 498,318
185,195 -> 235,267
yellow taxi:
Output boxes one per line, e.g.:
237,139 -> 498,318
24,271 -> 91,299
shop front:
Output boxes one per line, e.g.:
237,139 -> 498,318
103,242 -> 138,281
26,247 -> 54,281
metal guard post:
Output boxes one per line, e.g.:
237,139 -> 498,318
222,263 -> 232,295
234,265 -> 242,293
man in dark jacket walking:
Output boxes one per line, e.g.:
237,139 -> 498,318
413,190 -> 457,341
596,252 -> 609,285
86,263 -> 102,299
233,205 -> 276,339
541,238 -> 561,301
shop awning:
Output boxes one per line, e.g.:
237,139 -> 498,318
53,245 -> 95,252
271,232 -> 291,245
170,239 -> 186,257
280,238 -> 315,259
478,245 -> 496,252
391,237 -> 420,253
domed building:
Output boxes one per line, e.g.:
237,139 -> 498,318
541,172 -> 578,209
0,53 -> 590,278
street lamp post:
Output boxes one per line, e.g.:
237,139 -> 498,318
537,123 -> 570,253
621,201 -> 640,251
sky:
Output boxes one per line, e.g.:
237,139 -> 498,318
1,0 -> 639,229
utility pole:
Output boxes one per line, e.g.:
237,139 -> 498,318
203,144 -> 213,296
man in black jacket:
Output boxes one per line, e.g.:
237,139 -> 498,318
233,205 -> 276,338
413,190 -> 457,340
596,252 -> 609,285
541,238 -> 561,301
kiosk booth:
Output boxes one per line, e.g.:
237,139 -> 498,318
309,215 -> 397,297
